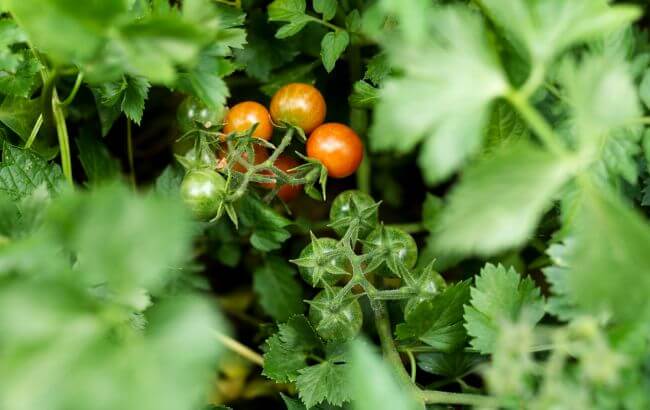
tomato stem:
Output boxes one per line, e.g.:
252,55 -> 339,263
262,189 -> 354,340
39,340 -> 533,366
213,330 -> 264,366
52,88 -> 73,185
60,72 -> 84,106
24,114 -> 43,149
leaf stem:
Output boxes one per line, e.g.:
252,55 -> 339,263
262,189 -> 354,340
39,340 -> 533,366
213,330 -> 264,366
126,118 -> 136,189
406,349 -> 417,382
306,15 -> 344,32
60,72 -> 84,106
24,114 -> 43,149
420,389 -> 500,407
52,88 -> 73,185
505,90 -> 568,158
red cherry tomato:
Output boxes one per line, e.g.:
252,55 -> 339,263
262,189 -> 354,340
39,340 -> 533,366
260,155 -> 302,202
270,83 -> 326,133
306,123 -> 363,178
223,101 -> 273,140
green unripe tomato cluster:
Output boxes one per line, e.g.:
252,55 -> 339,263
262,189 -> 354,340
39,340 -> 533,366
180,169 -> 226,220
308,288 -> 363,342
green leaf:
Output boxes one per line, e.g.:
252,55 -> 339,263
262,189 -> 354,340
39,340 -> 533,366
484,100 -> 529,151
560,55 -> 640,142
263,315 -> 323,383
348,341 -> 421,410
93,75 -> 150,132
421,193 -> 443,232
268,0 -> 310,38
563,181 -> 650,321
253,257 -> 304,322
314,0 -> 337,21
435,142 -> 575,256
176,54 -> 230,109
320,30 -> 349,72
296,360 -> 351,408
417,351 -> 483,379
76,132 -> 121,185
370,6 -> 508,184
481,0 -> 641,63
260,63 -> 317,97
348,81 -> 377,108
155,164 -> 184,197
364,53 -> 389,86
640,68 -> 650,110
238,194 -> 291,251
543,241 -> 583,321
7,0 -> 128,62
0,50 -> 40,98
117,15 -> 205,84
0,96 -> 40,140
396,281 -> 470,352
464,263 -> 545,354
0,144 -> 63,201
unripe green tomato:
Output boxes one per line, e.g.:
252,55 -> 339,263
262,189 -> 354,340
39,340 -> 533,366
329,190 -> 378,238
404,271 -> 446,317
298,238 -> 348,287
308,288 -> 363,342
362,226 -> 418,276
180,169 -> 226,220
177,96 -> 228,132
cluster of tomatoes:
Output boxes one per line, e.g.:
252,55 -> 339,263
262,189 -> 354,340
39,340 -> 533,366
177,83 -> 365,220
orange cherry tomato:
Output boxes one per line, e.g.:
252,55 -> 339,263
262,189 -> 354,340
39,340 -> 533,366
219,144 -> 269,173
260,155 -> 302,202
306,123 -> 363,179
270,83 -> 326,133
223,101 -> 273,140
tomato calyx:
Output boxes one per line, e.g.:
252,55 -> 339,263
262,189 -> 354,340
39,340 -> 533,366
307,286 -> 363,342
291,234 -> 350,287
329,190 -> 380,242
361,225 -> 418,277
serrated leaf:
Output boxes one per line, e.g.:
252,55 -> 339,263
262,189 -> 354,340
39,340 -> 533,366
0,50 -> 40,98
176,54 -> 230,109
320,31 -> 349,72
364,53 -> 389,86
0,96 -> 40,140
484,100 -> 528,151
275,16 -> 311,39
296,361 -> 351,408
435,142 -> 575,256
238,194 -> 291,251
543,241 -> 583,321
253,257 -> 304,322
563,181 -> 650,321
481,0 -> 641,63
396,281 -> 470,352
268,0 -> 310,39
263,315 -> 323,383
349,80 -> 377,108
371,6 -> 508,184
464,263 -> 545,354
0,144 -> 63,201
348,341 -> 421,410
640,68 -> 650,110
314,0 -> 337,21
417,351 -> 483,379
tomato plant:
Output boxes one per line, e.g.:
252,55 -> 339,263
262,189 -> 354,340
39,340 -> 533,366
1,1 -> 650,410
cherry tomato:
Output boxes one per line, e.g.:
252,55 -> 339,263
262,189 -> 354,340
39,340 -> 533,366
362,226 -> 418,276
260,155 -> 302,202
270,83 -> 326,133
223,101 -> 273,140
404,270 -> 447,317
297,238 -> 348,287
177,96 -> 227,132
180,169 -> 226,220
308,287 -> 363,342
329,190 -> 378,238
306,123 -> 363,178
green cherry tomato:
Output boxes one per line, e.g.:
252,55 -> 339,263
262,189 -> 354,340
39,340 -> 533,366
362,226 -> 418,276
404,270 -> 447,317
329,190 -> 378,238
297,238 -> 349,287
180,169 -> 226,220
308,288 -> 363,342
177,96 -> 228,132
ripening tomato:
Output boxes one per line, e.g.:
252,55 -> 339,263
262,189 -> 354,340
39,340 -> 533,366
180,169 -> 226,220
223,101 -> 273,140
260,155 -> 302,202
306,123 -> 363,178
270,83 -> 326,133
